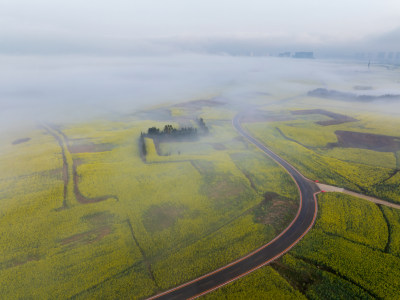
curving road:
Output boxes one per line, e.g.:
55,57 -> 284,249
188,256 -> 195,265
148,113 -> 320,299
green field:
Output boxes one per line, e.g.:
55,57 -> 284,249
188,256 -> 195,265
2,70 -> 400,299
208,192 -> 400,299
244,108 -> 400,204
0,101 -> 300,298
205,99 -> 400,298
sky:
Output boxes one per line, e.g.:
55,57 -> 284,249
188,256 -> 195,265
1,0 -> 400,54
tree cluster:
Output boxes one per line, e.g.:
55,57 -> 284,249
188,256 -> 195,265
139,119 -> 209,158
196,118 -> 209,133
144,124 -> 198,140
142,118 -> 209,141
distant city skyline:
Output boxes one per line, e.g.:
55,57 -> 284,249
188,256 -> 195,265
1,0 -> 400,55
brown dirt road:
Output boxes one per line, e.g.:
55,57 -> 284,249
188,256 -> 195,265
316,183 -> 400,209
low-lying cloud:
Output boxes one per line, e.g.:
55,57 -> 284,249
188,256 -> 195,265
1,54 -> 399,136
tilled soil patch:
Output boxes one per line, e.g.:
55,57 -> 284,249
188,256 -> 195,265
68,141 -> 114,153
241,110 -> 294,123
291,109 -> 357,126
330,130 -> 400,152
12,137 -> 31,145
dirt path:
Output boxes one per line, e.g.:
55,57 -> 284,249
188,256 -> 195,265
42,124 -> 74,209
44,123 -> 118,206
316,183 -> 400,209
72,160 -> 118,204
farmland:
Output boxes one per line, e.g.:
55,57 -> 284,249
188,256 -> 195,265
0,100 -> 300,298
208,192 -> 400,299
278,192 -> 400,299
206,101 -> 400,298
2,99 -> 400,299
244,108 -> 400,204
1,60 -> 400,299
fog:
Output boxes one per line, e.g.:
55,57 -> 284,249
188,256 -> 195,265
1,0 -> 400,139
1,54 -> 400,138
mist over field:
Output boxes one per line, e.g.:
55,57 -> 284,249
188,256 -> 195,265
1,0 -> 400,136
1,54 -> 400,137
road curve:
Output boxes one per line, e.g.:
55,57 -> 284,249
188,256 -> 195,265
148,113 -> 320,300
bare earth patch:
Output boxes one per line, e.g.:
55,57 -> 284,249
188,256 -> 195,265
0,254 -> 40,270
68,141 -> 114,153
60,211 -> 114,248
190,160 -> 215,175
61,226 -> 112,247
81,211 -> 114,226
330,130 -> 400,152
241,110 -> 294,123
253,192 -> 297,232
142,203 -> 185,233
206,177 -> 246,201
291,109 -> 358,126
211,143 -> 226,150
12,137 -> 31,145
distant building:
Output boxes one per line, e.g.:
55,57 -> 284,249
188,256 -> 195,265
293,52 -> 314,59
352,51 -> 400,64
278,52 -> 291,57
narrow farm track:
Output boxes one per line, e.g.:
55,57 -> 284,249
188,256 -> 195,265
42,124 -> 74,209
44,123 -> 119,206
316,182 -> 400,209
148,113 -> 320,299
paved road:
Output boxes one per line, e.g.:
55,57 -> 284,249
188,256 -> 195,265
149,113 -> 320,299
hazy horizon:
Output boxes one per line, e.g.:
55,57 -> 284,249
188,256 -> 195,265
1,0 -> 400,56
1,0 -> 400,133
1,55 -> 399,136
